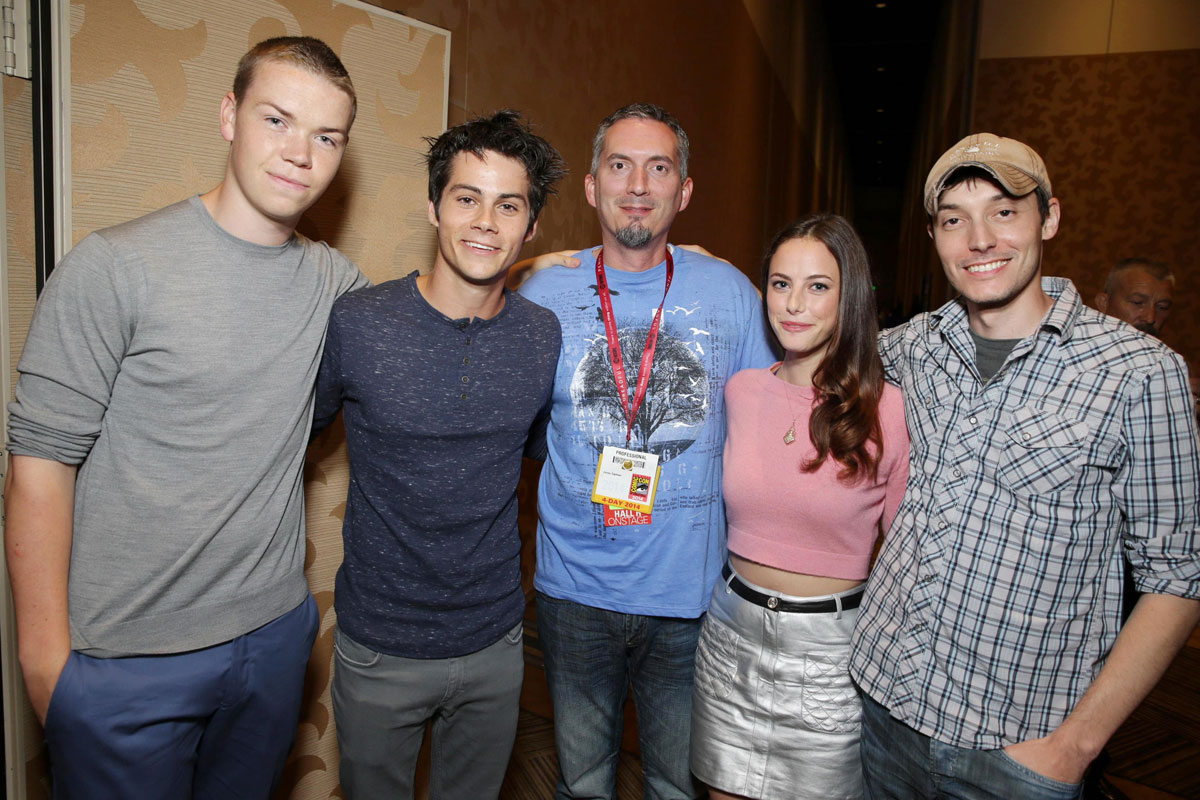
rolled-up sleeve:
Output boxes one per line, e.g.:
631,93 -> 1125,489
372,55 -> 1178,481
7,234 -> 138,464
1119,350 -> 1200,598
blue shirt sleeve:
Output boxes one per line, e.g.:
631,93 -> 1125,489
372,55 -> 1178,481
732,270 -> 779,371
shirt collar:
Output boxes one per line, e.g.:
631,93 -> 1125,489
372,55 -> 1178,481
926,276 -> 1082,343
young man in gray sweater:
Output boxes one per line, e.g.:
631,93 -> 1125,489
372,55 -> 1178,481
4,37 -> 367,798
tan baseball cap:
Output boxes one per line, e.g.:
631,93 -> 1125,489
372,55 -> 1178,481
924,133 -> 1051,214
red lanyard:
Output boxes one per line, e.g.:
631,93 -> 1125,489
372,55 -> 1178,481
595,248 -> 674,445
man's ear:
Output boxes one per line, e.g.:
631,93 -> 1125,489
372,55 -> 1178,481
926,222 -> 933,240
584,173 -> 597,209
678,176 -> 694,212
1095,292 -> 1109,313
1041,197 -> 1061,241
524,218 -> 539,244
427,199 -> 440,228
219,92 -> 237,144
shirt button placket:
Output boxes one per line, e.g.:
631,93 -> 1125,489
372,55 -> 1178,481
459,324 -> 472,400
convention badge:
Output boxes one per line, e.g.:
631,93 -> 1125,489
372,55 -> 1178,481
604,505 -> 653,527
592,445 -> 661,525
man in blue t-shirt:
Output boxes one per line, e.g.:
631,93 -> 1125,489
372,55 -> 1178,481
520,103 -> 776,799
313,111 -> 565,799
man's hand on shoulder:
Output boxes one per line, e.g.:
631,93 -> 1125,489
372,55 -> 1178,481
508,249 -> 591,288
1003,731 -> 1092,786
676,244 -> 730,265
506,244 -> 734,291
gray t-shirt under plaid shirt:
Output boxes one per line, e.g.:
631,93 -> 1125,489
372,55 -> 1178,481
851,277 -> 1200,749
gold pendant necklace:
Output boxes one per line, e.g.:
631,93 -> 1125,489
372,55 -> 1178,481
782,378 -> 800,445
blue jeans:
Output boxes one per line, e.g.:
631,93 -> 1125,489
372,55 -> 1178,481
859,692 -> 1082,800
44,595 -> 318,800
536,592 -> 703,800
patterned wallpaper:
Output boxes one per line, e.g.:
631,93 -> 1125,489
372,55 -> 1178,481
3,2 -> 447,798
973,49 -> 1200,371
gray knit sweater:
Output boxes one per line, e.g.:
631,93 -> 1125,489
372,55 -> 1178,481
7,196 -> 368,656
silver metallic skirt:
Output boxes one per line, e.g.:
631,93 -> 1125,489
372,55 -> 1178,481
690,564 -> 864,800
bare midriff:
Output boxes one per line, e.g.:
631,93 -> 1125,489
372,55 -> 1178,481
729,553 -> 864,598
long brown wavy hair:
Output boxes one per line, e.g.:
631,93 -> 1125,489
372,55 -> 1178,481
762,214 -> 884,483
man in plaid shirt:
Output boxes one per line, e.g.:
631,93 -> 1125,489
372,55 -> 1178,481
850,134 -> 1200,799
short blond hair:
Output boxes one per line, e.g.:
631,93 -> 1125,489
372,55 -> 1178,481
233,37 -> 356,125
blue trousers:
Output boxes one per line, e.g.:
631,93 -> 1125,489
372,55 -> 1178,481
536,592 -> 703,800
44,595 -> 319,800
859,692 -> 1082,800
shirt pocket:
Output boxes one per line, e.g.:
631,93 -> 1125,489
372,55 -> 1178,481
908,372 -> 953,412
998,406 -> 1090,496
905,373 -> 956,471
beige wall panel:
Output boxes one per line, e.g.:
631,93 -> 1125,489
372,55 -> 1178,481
981,0 -> 1200,59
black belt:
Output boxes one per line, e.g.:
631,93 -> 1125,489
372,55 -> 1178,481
721,563 -> 863,614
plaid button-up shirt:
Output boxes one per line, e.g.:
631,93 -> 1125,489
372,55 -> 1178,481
850,278 -> 1200,749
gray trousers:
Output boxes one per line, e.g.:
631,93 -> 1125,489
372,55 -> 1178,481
332,622 -> 525,800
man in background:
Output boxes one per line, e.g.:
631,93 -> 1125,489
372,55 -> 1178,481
5,37 -> 367,797
1095,257 -> 1198,422
1094,257 -> 1174,337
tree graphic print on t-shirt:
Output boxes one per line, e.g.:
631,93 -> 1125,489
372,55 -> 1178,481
570,325 -> 710,460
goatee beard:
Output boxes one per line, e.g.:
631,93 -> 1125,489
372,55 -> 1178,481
615,223 -> 653,249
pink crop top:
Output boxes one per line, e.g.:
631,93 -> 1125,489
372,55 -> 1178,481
722,366 -> 910,580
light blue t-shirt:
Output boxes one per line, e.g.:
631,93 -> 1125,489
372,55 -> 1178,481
519,246 -> 777,617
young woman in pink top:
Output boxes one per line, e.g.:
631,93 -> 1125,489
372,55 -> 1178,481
690,214 -> 910,800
